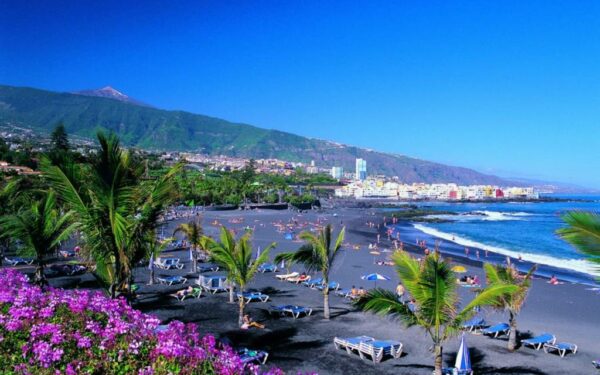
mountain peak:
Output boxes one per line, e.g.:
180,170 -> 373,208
74,86 -> 152,107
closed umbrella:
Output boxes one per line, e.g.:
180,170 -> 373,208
148,253 -> 154,271
455,334 -> 472,374
361,273 -> 390,288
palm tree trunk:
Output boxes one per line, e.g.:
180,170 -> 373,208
149,265 -> 155,285
433,344 -> 443,375
34,256 -> 47,288
323,286 -> 330,319
238,295 -> 245,326
229,283 -> 235,303
508,310 -> 517,351
191,245 -> 197,273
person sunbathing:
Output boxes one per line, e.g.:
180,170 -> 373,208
171,286 -> 194,299
241,314 -> 265,329
297,273 -> 310,282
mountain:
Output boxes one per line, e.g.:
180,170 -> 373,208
74,86 -> 152,107
0,84 -> 511,185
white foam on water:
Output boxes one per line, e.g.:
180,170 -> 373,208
412,223 -> 598,276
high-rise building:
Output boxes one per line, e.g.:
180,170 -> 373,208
355,158 -> 367,180
330,166 -> 344,180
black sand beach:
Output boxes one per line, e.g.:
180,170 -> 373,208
17,208 -> 600,374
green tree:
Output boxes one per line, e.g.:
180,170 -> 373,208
0,191 -> 77,286
173,220 -> 203,273
483,259 -> 536,351
42,132 -> 181,297
205,227 -> 275,325
356,251 -> 516,375
557,211 -> 600,279
275,224 -> 345,319
50,123 -> 70,152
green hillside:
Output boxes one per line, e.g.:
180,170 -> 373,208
0,84 -> 508,185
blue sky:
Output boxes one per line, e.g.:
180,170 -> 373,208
1,1 -> 599,188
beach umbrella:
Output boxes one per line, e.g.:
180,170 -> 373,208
280,259 -> 285,269
455,334 -> 472,373
452,265 -> 467,273
148,253 -> 154,271
361,273 -> 390,288
256,247 -> 261,258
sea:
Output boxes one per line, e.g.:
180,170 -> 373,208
403,194 -> 600,280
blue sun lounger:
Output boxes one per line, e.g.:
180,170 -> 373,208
543,342 -> 577,357
4,257 -> 34,266
238,348 -> 268,365
316,281 -> 340,291
157,275 -> 187,285
270,305 -> 312,319
237,292 -> 269,303
334,336 -> 375,354
522,333 -> 556,350
482,323 -> 510,338
593,360 -> 600,369
257,263 -> 277,273
198,265 -> 219,273
303,278 -> 323,288
462,317 -> 486,332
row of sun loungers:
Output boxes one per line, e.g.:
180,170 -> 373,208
334,335 -> 403,363
466,320 -> 578,358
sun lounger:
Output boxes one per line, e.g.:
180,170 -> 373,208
593,360 -> 600,369
238,348 -> 268,365
303,278 -> 323,288
4,257 -> 34,266
316,281 -> 340,291
197,275 -> 228,294
258,263 -> 277,273
462,317 -> 486,332
522,333 -> 556,350
543,342 -> 577,357
171,287 -> 202,301
275,272 -> 299,281
270,305 -> 312,319
157,276 -> 187,285
334,336 -> 375,354
198,265 -> 219,273
358,340 -> 403,363
237,292 -> 269,303
482,323 -> 510,338
154,258 -> 185,270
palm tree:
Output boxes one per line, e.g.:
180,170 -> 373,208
483,258 -> 536,351
42,132 -> 181,297
356,251 -> 516,375
205,226 -> 275,325
557,211 -> 600,278
275,224 -> 345,319
173,220 -> 203,273
0,191 -> 77,287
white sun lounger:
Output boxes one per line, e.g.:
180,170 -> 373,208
358,340 -> 403,363
276,272 -> 299,281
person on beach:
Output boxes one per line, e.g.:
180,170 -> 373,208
358,286 -> 366,296
396,282 -> 405,303
549,275 -> 559,285
241,314 -> 264,329
476,250 -> 480,260
172,286 -> 194,299
351,285 -> 358,297
465,247 -> 469,256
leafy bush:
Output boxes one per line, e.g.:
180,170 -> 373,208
0,269 -> 282,375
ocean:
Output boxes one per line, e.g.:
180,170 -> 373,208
405,194 -> 600,278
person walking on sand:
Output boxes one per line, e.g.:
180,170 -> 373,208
396,282 -> 406,304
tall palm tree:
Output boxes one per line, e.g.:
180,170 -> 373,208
483,259 -> 536,351
0,191 -> 77,286
356,251 -> 516,375
205,227 -> 275,325
557,211 -> 600,278
42,132 -> 181,297
275,224 -> 345,319
173,220 -> 203,273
